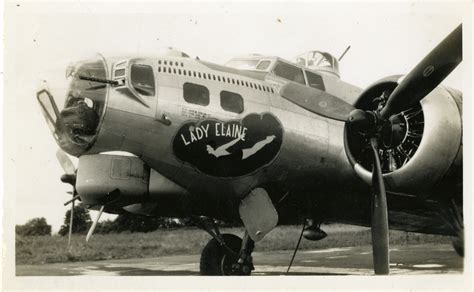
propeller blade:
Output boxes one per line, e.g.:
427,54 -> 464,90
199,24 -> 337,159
380,24 -> 462,119
67,199 -> 74,248
86,205 -> 104,242
56,149 -> 76,175
369,138 -> 390,275
280,82 -> 355,121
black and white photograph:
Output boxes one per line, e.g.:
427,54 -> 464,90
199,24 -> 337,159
2,1 -> 472,290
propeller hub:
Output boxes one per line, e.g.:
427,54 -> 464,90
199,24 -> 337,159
60,173 -> 76,186
347,109 -> 378,134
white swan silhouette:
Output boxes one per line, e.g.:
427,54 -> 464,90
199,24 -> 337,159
206,134 -> 276,160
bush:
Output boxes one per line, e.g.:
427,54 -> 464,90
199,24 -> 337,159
16,217 -> 52,236
58,205 -> 91,236
95,215 -> 197,234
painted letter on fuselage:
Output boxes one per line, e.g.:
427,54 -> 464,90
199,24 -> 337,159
172,113 -> 283,177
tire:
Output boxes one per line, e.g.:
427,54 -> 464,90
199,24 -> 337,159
200,233 -> 251,275
452,237 -> 464,257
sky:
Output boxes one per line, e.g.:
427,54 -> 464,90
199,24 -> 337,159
4,1 -> 471,233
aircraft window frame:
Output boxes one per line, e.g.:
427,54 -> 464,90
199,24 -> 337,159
220,90 -> 244,114
183,82 -> 210,106
158,67 -> 161,73
37,89 -> 59,126
305,70 -> 326,91
158,60 -> 162,65
256,60 -> 271,70
272,61 -> 306,85
173,68 -> 177,74
130,63 -> 156,96
164,60 -> 167,65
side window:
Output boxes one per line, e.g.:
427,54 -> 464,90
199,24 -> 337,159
183,82 -> 209,106
256,60 -> 271,70
272,61 -> 305,85
130,64 -> 155,96
305,70 -> 326,91
220,91 -> 244,114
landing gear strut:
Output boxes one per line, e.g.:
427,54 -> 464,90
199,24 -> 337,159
194,216 -> 255,275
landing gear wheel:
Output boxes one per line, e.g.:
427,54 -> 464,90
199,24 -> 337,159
200,233 -> 252,275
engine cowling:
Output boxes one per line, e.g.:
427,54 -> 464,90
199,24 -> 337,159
344,76 -> 462,195
76,154 -> 189,209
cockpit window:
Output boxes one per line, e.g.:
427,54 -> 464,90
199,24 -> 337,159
256,60 -> 271,70
225,59 -> 260,70
305,70 -> 325,91
130,64 -> 155,96
272,61 -> 306,85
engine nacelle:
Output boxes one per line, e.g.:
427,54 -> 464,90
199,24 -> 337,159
76,154 -> 189,207
345,76 -> 462,195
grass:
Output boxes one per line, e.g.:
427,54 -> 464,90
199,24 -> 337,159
16,224 -> 451,265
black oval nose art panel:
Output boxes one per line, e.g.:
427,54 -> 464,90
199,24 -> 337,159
173,113 -> 283,177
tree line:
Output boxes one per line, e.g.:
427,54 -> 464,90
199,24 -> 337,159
16,205 -> 238,236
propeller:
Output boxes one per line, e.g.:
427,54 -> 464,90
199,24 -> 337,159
56,149 -> 78,248
86,205 -> 104,242
379,24 -> 462,119
280,24 -> 462,274
56,149 -> 106,243
369,138 -> 389,274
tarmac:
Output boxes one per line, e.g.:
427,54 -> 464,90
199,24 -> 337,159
16,243 -> 463,276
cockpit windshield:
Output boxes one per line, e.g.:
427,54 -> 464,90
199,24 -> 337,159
225,59 -> 260,70
225,57 -> 273,72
